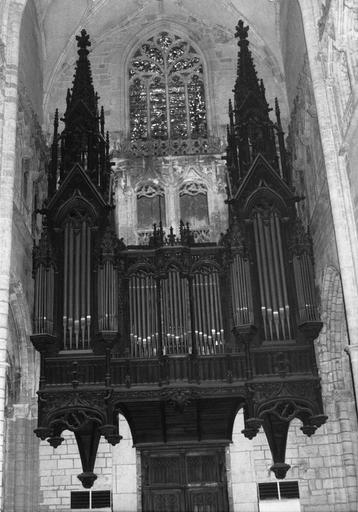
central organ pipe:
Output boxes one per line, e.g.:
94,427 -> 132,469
129,273 -> 158,357
192,270 -> 224,355
129,266 -> 224,358
62,219 -> 92,350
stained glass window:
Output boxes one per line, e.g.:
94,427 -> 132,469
129,32 -> 207,141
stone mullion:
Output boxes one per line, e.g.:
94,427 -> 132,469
299,0 -> 358,412
166,181 -> 177,230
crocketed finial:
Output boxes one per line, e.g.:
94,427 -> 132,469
235,19 -> 249,45
76,29 -> 91,56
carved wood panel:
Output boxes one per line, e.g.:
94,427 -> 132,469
141,446 -> 228,512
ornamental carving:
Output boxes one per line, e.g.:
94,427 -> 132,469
288,217 -> 313,259
161,388 -> 198,411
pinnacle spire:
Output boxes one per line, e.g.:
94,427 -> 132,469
234,20 -> 262,104
225,20 -> 291,192
48,29 -> 112,199
67,29 -> 97,116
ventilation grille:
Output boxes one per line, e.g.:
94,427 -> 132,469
279,481 -> 299,499
71,491 -> 90,509
258,481 -> 299,500
92,491 -> 111,508
70,490 -> 111,510
258,483 -> 279,500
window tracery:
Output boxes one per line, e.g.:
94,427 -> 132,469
129,32 -> 207,141
136,183 -> 166,229
179,182 -> 210,243
179,182 -> 209,227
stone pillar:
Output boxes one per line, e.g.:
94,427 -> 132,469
0,1 -> 27,509
112,415 -> 137,512
299,0 -> 358,408
4,403 -> 40,512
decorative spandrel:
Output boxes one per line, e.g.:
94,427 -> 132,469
129,31 -> 207,141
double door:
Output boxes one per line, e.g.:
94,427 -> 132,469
141,445 -> 229,512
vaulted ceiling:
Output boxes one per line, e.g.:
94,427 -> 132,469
21,0 -> 305,135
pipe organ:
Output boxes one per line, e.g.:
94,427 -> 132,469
252,208 -> 292,341
129,272 -> 158,357
161,269 -> 191,355
31,24 -> 327,493
33,219 -> 55,337
128,263 -> 224,358
62,215 -> 92,350
97,228 -> 120,335
192,270 -> 224,355
230,253 -> 253,328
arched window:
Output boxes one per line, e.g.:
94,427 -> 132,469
137,183 -> 165,229
179,182 -> 208,228
129,32 -> 207,141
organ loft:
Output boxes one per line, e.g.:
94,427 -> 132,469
30,20 -> 326,511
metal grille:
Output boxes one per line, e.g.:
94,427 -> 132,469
258,481 -> 300,500
92,490 -> 111,508
258,483 -> 279,500
70,490 -> 111,510
279,481 -> 299,499
71,491 -> 90,509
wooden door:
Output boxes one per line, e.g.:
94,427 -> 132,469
141,445 -> 229,512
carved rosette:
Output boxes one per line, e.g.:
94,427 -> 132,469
161,388 -> 198,412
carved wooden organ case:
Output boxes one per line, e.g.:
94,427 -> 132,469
31,23 -> 327,490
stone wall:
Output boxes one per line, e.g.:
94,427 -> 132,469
113,153 -> 227,244
38,414 -> 137,512
39,431 -> 112,511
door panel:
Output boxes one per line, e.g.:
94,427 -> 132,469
145,489 -> 185,512
187,488 -> 222,512
141,445 -> 229,512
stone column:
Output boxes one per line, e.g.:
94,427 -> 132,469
0,1 -> 27,509
298,0 -> 358,406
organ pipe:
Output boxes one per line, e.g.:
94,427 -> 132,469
128,267 -> 224,358
62,219 -> 92,350
97,261 -> 118,333
33,264 -> 55,335
293,251 -> 318,323
33,219 -> 56,337
161,270 -> 191,355
129,274 -> 158,357
253,210 -> 291,341
192,270 -> 224,355
230,254 -> 253,328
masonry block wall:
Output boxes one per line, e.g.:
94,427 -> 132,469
38,415 -> 137,512
39,431 -> 113,511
